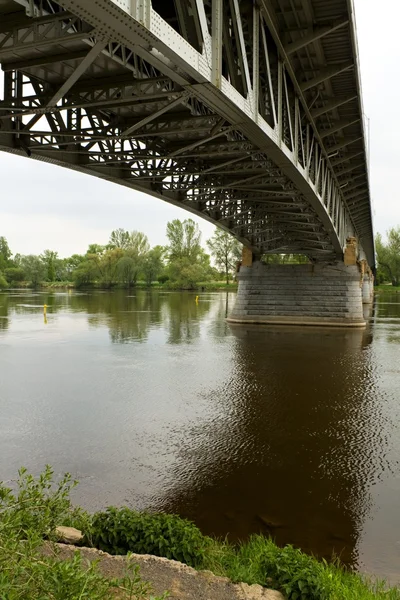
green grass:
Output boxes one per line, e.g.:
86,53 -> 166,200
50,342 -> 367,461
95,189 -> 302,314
374,285 -> 400,292
2,467 -> 399,600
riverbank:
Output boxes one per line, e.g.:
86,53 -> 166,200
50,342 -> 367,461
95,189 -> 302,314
3,280 -> 238,291
2,467 -> 400,600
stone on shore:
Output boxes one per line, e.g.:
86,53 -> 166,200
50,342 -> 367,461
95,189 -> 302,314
55,526 -> 83,544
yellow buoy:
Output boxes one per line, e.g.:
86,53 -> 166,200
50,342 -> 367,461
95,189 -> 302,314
43,304 -> 47,314
195,296 -> 199,304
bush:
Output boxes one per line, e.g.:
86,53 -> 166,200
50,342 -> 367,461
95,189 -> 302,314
4,266 -> 25,284
0,467 -> 166,600
157,274 -> 170,284
90,507 -> 210,567
0,272 -> 8,288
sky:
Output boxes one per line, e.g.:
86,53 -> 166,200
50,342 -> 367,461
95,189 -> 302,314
0,0 -> 396,258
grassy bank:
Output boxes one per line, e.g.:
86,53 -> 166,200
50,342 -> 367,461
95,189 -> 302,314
1,467 -> 399,600
3,280 -> 238,291
374,285 -> 400,293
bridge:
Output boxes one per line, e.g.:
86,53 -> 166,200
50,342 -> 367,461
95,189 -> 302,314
0,0 -> 374,326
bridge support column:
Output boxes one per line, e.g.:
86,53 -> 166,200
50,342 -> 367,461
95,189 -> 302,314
228,259 -> 366,327
359,260 -> 374,304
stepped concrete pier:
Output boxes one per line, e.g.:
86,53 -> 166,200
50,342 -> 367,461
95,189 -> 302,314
228,242 -> 374,328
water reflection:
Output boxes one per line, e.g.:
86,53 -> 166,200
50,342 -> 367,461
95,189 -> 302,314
157,325 -> 381,567
0,293 -> 9,332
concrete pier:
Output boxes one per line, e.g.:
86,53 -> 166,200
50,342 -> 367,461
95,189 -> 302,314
228,261 -> 366,327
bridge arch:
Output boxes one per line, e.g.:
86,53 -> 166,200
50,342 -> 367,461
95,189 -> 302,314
0,0 -> 374,267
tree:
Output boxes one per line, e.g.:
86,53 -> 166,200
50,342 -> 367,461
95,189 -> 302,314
20,255 -> 46,287
109,228 -> 131,250
376,228 -> 400,286
127,231 -> 150,257
0,237 -> 12,271
207,228 -> 242,284
4,267 -> 25,285
94,248 -> 123,287
165,219 -> 202,261
123,231 -> 150,285
40,250 -> 58,282
0,273 -> 8,289
117,256 -> 137,287
142,246 -> 164,286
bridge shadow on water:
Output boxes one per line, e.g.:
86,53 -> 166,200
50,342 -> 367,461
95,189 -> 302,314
159,319 -> 380,569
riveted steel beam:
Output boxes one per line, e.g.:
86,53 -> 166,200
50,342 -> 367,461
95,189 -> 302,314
311,94 -> 358,119
320,118 -> 360,139
327,135 -> 363,153
47,40 -> 108,107
330,150 -> 364,166
300,62 -> 354,92
284,19 -> 349,55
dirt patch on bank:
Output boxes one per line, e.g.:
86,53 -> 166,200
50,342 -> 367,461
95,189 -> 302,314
42,543 -> 284,600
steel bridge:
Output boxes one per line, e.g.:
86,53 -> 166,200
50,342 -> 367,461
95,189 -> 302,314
0,0 -> 374,267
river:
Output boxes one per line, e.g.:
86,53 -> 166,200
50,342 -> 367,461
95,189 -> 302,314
1,289 -> 400,581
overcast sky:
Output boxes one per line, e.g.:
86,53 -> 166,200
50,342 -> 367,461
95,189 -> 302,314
0,0 -> 396,257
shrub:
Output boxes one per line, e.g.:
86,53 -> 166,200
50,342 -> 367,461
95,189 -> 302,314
0,467 -> 167,600
158,274 -> 170,284
0,272 -> 8,288
90,507 -> 210,567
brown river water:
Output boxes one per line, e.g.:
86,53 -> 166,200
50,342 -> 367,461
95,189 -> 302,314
0,289 -> 400,581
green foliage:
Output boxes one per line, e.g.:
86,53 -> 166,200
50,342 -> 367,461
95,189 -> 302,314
4,266 -> 25,284
109,228 -> 131,250
19,255 -> 46,287
142,246 -> 164,286
165,219 -> 202,262
376,228 -> 400,286
90,507 -> 210,567
0,272 -> 8,288
207,228 -> 242,284
40,249 -> 58,282
0,467 -> 165,599
117,256 -> 138,287
0,236 -> 12,271
0,466 -> 80,538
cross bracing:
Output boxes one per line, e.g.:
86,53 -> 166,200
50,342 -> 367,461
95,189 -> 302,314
0,0 -> 374,264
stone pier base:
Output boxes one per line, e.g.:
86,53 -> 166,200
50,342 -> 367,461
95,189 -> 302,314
227,261 -> 366,327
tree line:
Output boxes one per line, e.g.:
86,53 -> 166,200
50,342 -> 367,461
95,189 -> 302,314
1,221 -> 397,289
0,219 -> 242,289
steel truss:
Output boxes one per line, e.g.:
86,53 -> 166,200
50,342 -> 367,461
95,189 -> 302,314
0,0 -> 373,262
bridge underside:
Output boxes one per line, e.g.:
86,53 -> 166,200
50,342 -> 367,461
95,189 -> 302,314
0,0 -> 374,266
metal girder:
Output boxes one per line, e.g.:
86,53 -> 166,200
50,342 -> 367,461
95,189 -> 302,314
47,40 -> 108,107
300,62 -> 354,92
121,94 -> 189,136
211,0 -> 223,88
320,118 -> 360,139
1,50 -> 89,71
337,161 -> 365,176
327,135 -> 363,153
344,188 -> 367,201
0,0 -> 374,264
330,150 -> 364,166
311,94 -> 358,119
284,19 -> 349,55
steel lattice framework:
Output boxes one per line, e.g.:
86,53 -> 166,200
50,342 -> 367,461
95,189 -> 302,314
0,0 -> 374,264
